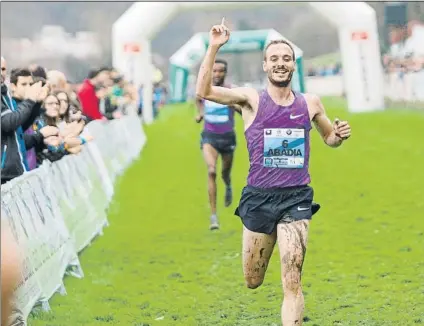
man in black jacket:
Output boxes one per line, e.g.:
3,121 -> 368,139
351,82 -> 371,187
9,68 -> 45,171
1,57 -> 58,184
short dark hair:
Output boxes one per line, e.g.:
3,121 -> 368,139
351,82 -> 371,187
10,68 -> 33,85
98,66 -> 110,73
88,69 -> 98,79
88,67 -> 109,79
264,40 -> 296,61
214,59 -> 228,71
30,65 -> 47,79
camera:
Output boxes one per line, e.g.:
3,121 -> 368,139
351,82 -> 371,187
70,107 -> 89,124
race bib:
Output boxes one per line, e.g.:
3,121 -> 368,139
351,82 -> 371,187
263,128 -> 305,168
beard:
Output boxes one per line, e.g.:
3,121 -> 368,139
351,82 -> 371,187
268,70 -> 293,88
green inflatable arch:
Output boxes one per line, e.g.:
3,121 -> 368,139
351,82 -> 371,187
169,29 -> 305,103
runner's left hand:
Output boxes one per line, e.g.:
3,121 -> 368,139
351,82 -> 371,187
333,118 -> 351,140
195,114 -> 204,123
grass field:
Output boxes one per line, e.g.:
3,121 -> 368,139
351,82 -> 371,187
30,98 -> 424,326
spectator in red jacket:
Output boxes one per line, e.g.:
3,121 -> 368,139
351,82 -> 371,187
77,68 -> 110,121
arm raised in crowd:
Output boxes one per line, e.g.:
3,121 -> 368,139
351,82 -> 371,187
1,98 -> 36,133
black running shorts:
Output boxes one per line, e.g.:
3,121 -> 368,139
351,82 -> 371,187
235,185 -> 320,235
200,131 -> 236,155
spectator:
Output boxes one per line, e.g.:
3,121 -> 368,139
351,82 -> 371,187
110,75 -> 125,106
383,20 -> 424,101
28,64 -> 47,80
63,80 -> 83,111
96,84 -> 121,120
54,90 -> 80,126
9,68 -> 41,171
403,21 -> 424,69
153,82 -> 164,118
1,57 -> 58,184
109,68 -> 120,83
121,81 -> 138,115
32,94 -> 67,165
77,68 -> 109,121
54,89 -> 86,141
33,93 -> 89,165
47,70 -> 67,92
307,67 -> 316,77
334,62 -> 342,75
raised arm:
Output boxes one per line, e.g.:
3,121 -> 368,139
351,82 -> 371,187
1,82 -> 47,133
307,94 -> 351,148
196,20 -> 253,109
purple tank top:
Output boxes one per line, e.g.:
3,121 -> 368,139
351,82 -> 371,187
245,90 -> 311,188
203,85 -> 234,134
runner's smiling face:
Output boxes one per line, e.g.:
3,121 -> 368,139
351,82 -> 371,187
263,43 -> 295,88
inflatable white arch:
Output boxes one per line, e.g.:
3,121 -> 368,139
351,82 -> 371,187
112,1 -> 385,124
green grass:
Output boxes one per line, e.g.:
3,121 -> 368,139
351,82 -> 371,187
30,98 -> 424,325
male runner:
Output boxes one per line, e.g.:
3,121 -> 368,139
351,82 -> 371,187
196,19 -> 351,325
195,58 -> 237,230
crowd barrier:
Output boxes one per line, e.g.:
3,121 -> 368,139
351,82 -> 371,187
1,115 -> 147,325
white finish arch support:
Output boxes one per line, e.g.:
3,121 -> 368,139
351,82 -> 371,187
309,2 -> 384,112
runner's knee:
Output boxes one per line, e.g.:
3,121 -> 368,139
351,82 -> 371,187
282,270 -> 302,293
245,275 -> 264,289
207,165 -> 216,179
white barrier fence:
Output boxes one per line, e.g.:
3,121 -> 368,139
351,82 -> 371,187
1,115 -> 146,325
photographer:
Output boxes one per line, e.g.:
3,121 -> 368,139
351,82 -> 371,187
9,68 -> 47,170
1,57 -> 58,184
